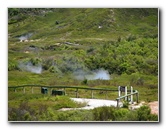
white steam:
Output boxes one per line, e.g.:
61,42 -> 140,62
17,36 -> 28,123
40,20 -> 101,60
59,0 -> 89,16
92,69 -> 110,80
74,68 -> 110,80
18,33 -> 33,41
18,62 -> 42,74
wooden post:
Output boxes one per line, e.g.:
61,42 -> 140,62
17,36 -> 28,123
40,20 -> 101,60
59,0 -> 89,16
23,87 -> 25,94
105,91 -> 108,99
117,99 -> 119,107
50,88 -> 53,94
136,92 -> 139,103
118,86 -> 121,97
130,86 -> 133,104
14,88 -> 16,92
64,88 -> 66,95
76,88 -> 78,98
91,90 -> 93,99
125,86 -> 127,101
31,87 -> 34,93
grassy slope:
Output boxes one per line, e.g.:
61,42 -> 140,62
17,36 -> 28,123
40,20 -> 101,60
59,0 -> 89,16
8,8 -> 158,106
8,8 -> 158,39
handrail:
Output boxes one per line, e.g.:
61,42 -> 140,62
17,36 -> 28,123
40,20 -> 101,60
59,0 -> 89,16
116,90 -> 139,107
116,90 -> 138,100
8,84 -> 118,91
9,84 -> 139,107
8,84 -> 118,100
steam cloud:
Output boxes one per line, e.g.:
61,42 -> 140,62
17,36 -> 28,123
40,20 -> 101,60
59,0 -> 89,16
19,33 -> 33,41
74,68 -> 110,80
92,69 -> 110,80
18,62 -> 42,74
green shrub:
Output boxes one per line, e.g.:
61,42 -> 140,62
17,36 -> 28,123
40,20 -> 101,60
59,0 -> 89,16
82,78 -> 88,85
126,34 -> 137,41
135,105 -> 158,121
30,57 -> 42,66
92,105 -> 158,121
112,108 -> 129,121
149,114 -> 158,121
42,58 -> 53,70
8,60 -> 19,71
57,110 -> 93,121
122,100 -> 129,108
93,106 -> 115,121
23,112 -> 32,121
53,96 -> 77,110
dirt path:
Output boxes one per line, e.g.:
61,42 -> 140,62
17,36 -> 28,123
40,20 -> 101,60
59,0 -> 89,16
130,101 -> 159,115
59,98 -> 123,111
148,101 -> 159,115
59,98 -> 159,115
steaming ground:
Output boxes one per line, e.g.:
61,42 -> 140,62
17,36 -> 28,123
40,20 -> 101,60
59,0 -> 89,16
74,68 -> 110,80
18,33 -> 33,41
18,57 -> 110,79
18,62 -> 42,74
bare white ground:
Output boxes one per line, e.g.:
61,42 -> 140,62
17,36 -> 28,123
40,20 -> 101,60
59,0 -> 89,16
59,98 -> 123,111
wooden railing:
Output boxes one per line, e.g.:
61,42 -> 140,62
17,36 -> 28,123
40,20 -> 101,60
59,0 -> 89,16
116,90 -> 139,107
8,84 -> 117,99
9,85 -> 139,107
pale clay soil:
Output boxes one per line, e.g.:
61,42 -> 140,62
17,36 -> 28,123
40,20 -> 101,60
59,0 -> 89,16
148,101 -> 159,115
59,98 -> 158,115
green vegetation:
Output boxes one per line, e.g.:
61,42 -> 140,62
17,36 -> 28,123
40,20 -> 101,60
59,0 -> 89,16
8,95 -> 158,121
93,106 -> 158,121
8,8 -> 158,121
8,91 -> 158,121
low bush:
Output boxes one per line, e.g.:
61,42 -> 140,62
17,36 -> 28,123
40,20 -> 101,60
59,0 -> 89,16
92,105 -> 158,121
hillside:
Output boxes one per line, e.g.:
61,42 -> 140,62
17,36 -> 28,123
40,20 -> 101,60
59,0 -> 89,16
8,8 -> 159,121
8,8 -> 158,41
8,8 -> 158,84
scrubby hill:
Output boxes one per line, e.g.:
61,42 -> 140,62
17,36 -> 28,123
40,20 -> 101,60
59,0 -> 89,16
8,8 -> 159,122
8,8 -> 158,39
8,8 -> 158,100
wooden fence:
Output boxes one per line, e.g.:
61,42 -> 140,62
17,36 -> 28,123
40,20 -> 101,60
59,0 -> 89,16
116,90 -> 139,107
8,84 -> 118,99
8,85 -> 139,107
